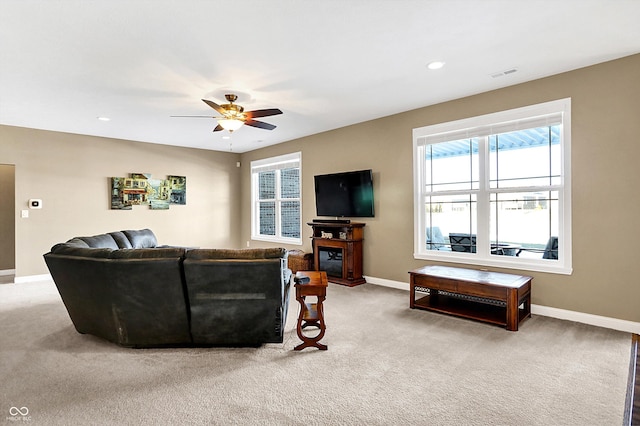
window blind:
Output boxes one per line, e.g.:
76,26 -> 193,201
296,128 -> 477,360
417,113 -> 563,147
251,152 -> 301,174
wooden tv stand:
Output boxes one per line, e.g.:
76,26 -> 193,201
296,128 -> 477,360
409,265 -> 532,331
308,221 -> 365,286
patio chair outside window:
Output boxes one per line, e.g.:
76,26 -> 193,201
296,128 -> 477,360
516,236 -> 559,259
427,227 -> 447,250
449,233 -> 476,253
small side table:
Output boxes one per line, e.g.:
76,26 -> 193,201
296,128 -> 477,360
294,271 -> 328,351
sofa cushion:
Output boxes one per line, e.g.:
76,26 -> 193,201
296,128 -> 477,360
109,231 -> 133,249
186,248 -> 287,260
123,229 -> 158,248
78,233 -> 119,249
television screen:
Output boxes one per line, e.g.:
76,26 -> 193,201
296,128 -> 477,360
314,169 -> 374,218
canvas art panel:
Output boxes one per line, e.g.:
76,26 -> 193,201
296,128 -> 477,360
111,173 -> 186,210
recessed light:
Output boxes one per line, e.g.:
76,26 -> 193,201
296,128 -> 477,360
97,116 -> 111,121
427,61 -> 445,70
222,136 -> 231,140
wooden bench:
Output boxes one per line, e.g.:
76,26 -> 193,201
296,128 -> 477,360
409,265 -> 532,331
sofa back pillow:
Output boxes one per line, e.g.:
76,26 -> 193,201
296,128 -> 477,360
77,233 -> 119,249
63,238 -> 90,248
123,229 -> 158,248
108,231 -> 134,249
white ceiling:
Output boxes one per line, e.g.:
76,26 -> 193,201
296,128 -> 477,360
1,1 -> 639,153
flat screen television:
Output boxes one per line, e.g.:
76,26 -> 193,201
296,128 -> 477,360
314,169 -> 374,218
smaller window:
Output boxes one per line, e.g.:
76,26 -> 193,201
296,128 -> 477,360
251,152 -> 302,245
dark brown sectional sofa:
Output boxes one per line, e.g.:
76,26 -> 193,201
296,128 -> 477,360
44,229 -> 292,348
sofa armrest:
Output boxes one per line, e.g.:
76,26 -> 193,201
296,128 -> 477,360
282,266 -> 293,300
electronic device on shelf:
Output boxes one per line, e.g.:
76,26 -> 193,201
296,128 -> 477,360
312,219 -> 351,224
294,276 -> 311,284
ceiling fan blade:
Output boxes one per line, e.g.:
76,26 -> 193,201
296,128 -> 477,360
202,99 -> 227,115
245,119 -> 276,130
212,124 -> 224,132
244,108 -> 283,119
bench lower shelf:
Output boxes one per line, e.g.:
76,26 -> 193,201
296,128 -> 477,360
414,294 -> 529,328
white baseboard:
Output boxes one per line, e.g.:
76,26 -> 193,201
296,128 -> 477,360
530,304 -> 640,334
0,269 -> 15,276
14,274 -> 52,284
14,273 -> 640,334
364,275 -> 640,334
363,275 -> 407,291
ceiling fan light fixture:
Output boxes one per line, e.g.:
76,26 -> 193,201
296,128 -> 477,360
217,118 -> 244,132
174,95 -> 281,134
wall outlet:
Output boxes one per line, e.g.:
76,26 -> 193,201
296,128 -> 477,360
21,210 -> 29,218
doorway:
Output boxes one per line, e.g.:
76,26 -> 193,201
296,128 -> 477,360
0,164 -> 16,284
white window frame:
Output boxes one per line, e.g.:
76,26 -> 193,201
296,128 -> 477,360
413,99 -> 572,274
251,152 -> 302,245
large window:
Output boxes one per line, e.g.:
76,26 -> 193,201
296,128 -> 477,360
413,99 -> 572,274
251,152 -> 302,245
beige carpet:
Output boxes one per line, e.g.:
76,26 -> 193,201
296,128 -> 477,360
0,279 -> 632,425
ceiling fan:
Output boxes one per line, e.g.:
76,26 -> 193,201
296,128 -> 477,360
172,94 -> 282,133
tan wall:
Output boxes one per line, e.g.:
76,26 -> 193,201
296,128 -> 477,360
2,55 -> 638,322
240,54 -> 640,322
0,164 -> 16,270
0,126 -> 241,277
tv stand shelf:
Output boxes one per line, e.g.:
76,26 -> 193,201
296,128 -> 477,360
308,221 -> 365,287
312,219 -> 351,224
